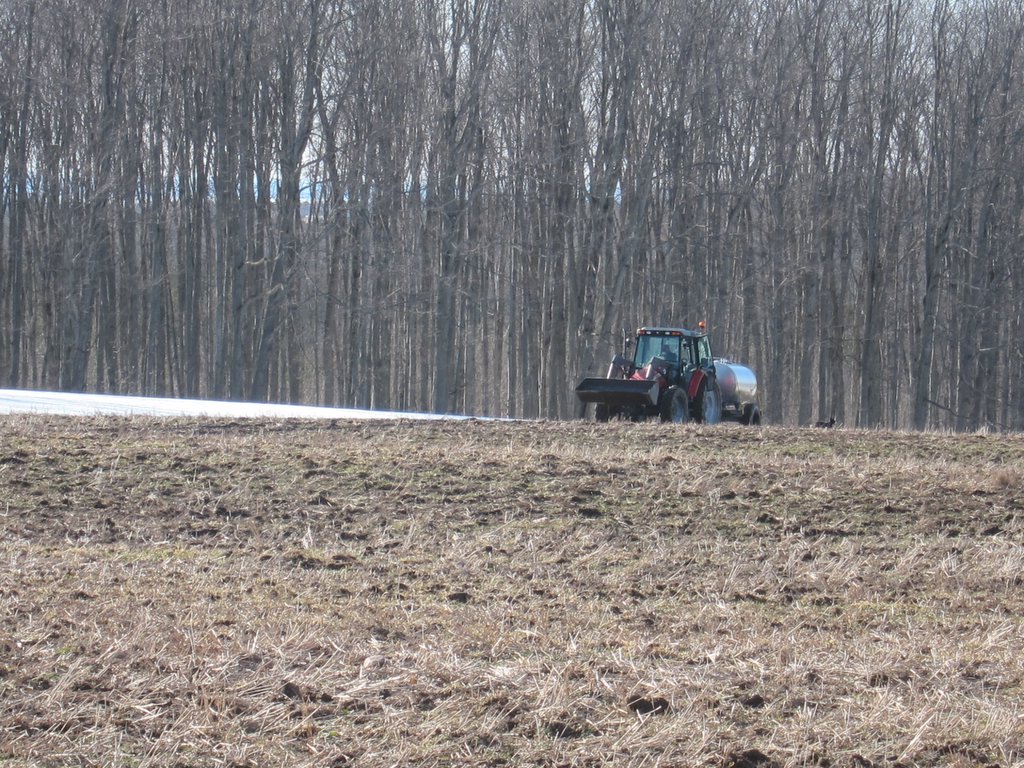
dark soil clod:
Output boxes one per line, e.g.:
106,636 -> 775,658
740,693 -> 767,709
725,748 -> 777,768
546,720 -> 587,739
626,695 -> 670,715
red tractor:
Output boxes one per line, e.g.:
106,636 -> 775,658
575,326 -> 761,425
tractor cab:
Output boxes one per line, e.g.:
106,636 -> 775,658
632,327 -> 711,382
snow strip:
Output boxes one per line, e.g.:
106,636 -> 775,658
0,389 -> 471,421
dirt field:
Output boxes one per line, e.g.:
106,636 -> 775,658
1,416 -> 1022,767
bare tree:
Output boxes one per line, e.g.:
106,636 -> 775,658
4,0 -> 1024,430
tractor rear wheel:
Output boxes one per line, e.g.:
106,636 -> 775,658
695,381 -> 722,424
660,386 -> 689,423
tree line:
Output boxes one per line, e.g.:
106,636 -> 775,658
2,0 -> 1023,430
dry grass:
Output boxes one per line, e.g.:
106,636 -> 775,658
1,417 -> 1022,767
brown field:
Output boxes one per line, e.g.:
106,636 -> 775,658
1,416 -> 1023,768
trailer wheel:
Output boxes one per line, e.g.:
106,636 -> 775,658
660,386 -> 689,423
741,403 -> 761,426
695,382 -> 722,424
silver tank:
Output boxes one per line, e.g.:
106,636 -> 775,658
714,359 -> 758,407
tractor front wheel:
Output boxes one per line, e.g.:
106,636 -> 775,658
660,386 -> 689,423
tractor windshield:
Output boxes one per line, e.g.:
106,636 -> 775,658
634,334 -> 682,369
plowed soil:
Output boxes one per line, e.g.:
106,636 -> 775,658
1,417 -> 1022,767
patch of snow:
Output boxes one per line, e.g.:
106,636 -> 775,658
0,389 -> 473,421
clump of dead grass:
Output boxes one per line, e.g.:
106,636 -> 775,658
990,466 -> 1021,491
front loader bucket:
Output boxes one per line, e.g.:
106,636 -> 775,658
574,377 -> 660,408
